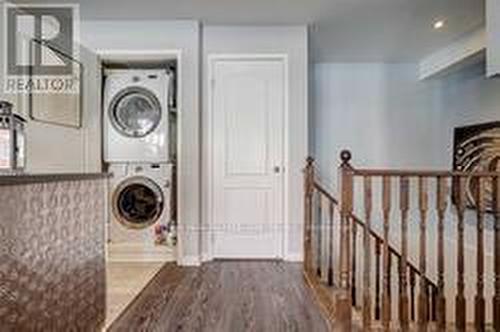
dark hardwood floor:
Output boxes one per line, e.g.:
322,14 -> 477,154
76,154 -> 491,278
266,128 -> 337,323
108,261 -> 330,332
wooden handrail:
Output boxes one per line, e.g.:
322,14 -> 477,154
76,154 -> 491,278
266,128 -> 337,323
351,168 -> 500,178
313,182 -> 338,204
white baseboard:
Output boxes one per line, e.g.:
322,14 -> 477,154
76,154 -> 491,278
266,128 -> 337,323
180,253 -> 302,264
179,255 -> 201,266
201,253 -> 213,262
284,253 -> 303,262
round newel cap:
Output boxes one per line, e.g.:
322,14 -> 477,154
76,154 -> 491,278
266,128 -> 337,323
340,150 -> 352,164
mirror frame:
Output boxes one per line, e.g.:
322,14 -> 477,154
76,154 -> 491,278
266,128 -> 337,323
28,39 -> 83,129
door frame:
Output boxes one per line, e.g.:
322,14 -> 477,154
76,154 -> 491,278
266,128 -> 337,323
205,53 -> 290,260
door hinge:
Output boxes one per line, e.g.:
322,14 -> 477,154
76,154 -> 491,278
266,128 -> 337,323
274,166 -> 285,174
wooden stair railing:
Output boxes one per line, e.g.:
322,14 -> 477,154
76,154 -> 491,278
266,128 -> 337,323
313,181 -> 438,313
304,157 -> 438,330
304,151 -> 500,331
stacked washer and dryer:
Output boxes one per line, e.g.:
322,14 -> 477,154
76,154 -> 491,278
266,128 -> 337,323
103,69 -> 175,260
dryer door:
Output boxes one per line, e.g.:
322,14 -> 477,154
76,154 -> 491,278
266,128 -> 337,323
112,176 -> 164,229
109,87 -> 162,138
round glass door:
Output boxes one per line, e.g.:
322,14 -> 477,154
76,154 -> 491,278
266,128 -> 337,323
112,177 -> 164,229
109,87 -> 162,138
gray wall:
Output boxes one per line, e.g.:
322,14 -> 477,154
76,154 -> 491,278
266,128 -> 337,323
202,26 -> 309,261
313,61 -> 500,185
313,63 -> 446,187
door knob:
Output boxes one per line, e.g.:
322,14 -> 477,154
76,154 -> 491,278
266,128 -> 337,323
273,166 -> 281,173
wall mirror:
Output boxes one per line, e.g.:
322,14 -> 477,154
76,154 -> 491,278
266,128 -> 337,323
28,39 -> 83,128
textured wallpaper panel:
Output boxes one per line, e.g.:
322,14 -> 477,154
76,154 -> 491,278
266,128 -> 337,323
0,179 -> 106,331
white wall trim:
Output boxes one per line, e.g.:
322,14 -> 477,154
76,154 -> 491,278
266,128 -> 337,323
284,253 -> 303,262
205,53 -> 290,261
179,255 -> 201,266
95,49 -> 181,62
419,27 -> 486,80
201,252 -> 213,263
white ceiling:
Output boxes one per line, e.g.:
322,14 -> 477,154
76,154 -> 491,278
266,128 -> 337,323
14,0 -> 485,62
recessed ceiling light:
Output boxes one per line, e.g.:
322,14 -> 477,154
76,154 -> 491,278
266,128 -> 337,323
433,20 -> 445,30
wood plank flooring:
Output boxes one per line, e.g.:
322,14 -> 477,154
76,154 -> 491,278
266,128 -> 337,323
108,261 -> 330,332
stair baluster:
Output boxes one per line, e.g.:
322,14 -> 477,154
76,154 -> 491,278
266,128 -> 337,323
399,176 -> 410,330
410,267 -> 416,322
351,221 -> 357,306
375,238 -> 382,321
328,200 -> 335,286
418,176 -> 429,331
317,193 -> 323,278
455,176 -> 467,331
436,176 -> 447,328
429,284 -> 437,322
382,176 -> 392,329
494,176 -> 500,332
475,177 -> 486,331
362,176 -> 372,328
303,157 -> 314,274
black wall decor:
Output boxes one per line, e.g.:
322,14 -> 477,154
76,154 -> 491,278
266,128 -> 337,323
453,121 -> 500,211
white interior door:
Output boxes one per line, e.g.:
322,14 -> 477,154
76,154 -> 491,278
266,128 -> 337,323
211,57 -> 285,259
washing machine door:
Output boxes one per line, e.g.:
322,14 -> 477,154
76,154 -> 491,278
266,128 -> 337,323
112,176 -> 164,229
109,87 -> 162,138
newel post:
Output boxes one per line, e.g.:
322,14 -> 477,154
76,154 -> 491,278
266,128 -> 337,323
304,157 -> 315,273
337,150 -> 354,330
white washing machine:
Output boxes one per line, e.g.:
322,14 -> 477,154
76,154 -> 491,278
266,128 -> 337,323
108,163 -> 173,247
103,69 -> 170,163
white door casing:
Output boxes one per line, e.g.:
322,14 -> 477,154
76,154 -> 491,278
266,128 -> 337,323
209,56 -> 286,259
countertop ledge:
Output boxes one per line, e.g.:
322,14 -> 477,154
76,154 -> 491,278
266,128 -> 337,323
0,173 -> 112,186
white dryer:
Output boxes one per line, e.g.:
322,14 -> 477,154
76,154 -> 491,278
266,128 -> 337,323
108,163 -> 173,246
103,69 -> 170,163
